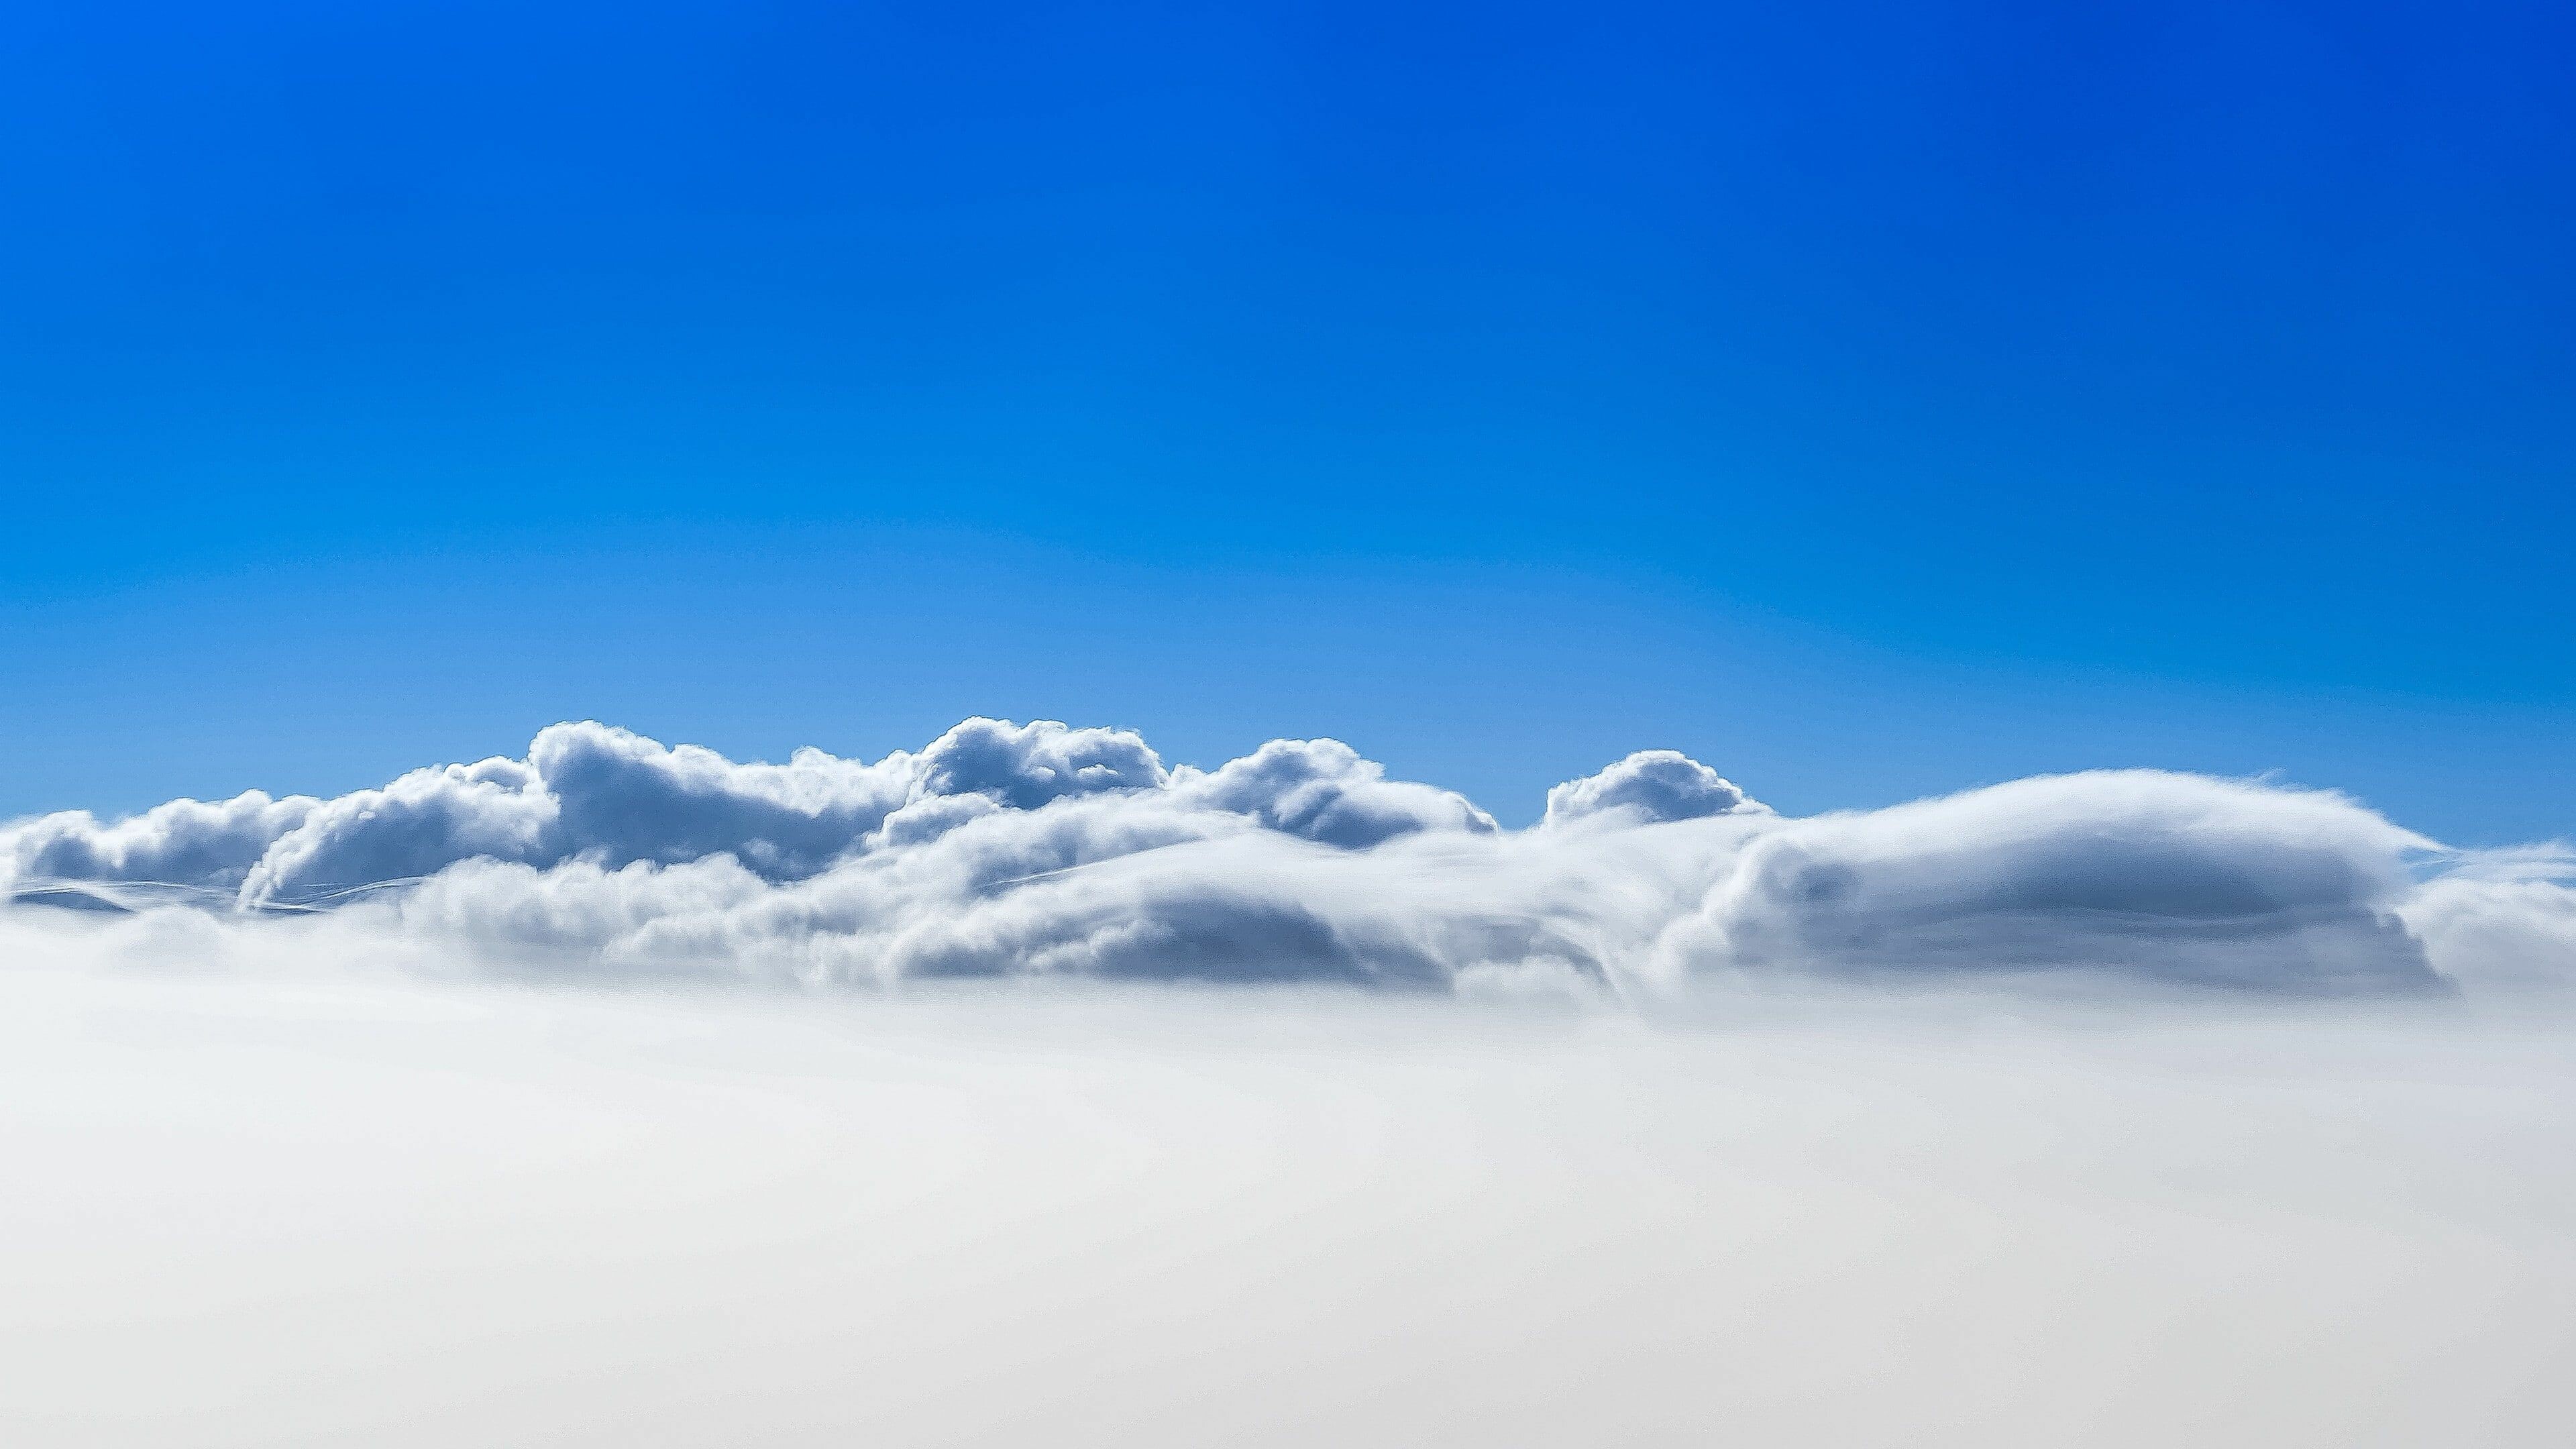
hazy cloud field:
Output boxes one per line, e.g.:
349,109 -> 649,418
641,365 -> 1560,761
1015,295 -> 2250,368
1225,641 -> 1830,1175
6,721 -> 2573,1444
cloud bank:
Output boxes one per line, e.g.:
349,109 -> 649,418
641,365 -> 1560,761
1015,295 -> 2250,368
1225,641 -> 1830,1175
6,719 -> 2569,993
5,967 -> 2573,1449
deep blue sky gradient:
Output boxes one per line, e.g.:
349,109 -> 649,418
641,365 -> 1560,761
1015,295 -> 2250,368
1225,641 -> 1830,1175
3,0 -> 2571,839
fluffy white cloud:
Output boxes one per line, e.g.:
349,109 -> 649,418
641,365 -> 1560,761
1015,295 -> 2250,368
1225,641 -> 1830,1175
2400,850 -> 2576,991
910,716 -> 1167,808
1656,771 -> 2440,991
3,790 -> 317,899
244,757 -> 559,905
7,718 -> 1191,908
1544,750 -> 1762,827
1171,738 -> 1496,847
5,720 -> 2569,994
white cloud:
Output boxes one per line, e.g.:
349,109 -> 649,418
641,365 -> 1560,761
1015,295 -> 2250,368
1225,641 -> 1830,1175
2400,848 -> 2576,991
5,720 -> 2570,993
1657,771 -> 2445,991
910,716 -> 1168,808
3,789 -> 317,898
244,757 -> 559,905
1171,737 -> 1496,847
1544,749 -> 1762,827
1,961 -> 2572,1447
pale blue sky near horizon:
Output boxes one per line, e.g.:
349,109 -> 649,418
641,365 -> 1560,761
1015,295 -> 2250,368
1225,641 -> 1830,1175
3,0 -> 2571,842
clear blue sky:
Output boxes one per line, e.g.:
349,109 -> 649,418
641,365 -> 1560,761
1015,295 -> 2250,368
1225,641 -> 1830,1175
3,0 -> 2570,842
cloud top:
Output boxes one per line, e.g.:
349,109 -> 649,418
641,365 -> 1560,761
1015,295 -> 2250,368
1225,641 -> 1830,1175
5,719 -> 2565,994
1545,749 -> 1761,828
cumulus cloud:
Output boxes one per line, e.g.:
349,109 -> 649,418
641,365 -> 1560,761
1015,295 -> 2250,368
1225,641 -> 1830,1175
244,757 -> 559,905
1545,750 -> 1762,827
912,716 -> 1167,808
2401,849 -> 2576,991
5,719 -> 2570,994
1658,772 -> 2440,991
1171,738 -> 1496,848
3,790 -> 317,899
7,718 -> 1183,908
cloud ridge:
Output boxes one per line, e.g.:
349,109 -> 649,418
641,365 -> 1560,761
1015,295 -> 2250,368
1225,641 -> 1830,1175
6,719 -> 2565,994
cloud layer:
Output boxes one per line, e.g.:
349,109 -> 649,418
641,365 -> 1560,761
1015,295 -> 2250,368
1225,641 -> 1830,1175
7,963 -> 2573,1449
6,719 -> 2569,992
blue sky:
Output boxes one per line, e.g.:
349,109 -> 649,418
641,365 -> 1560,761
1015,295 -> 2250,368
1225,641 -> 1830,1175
3,0 -> 2569,842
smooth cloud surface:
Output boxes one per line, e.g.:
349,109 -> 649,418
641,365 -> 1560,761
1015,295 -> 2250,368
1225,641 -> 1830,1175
5,718 -> 2570,992
5,965 -> 2571,1449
